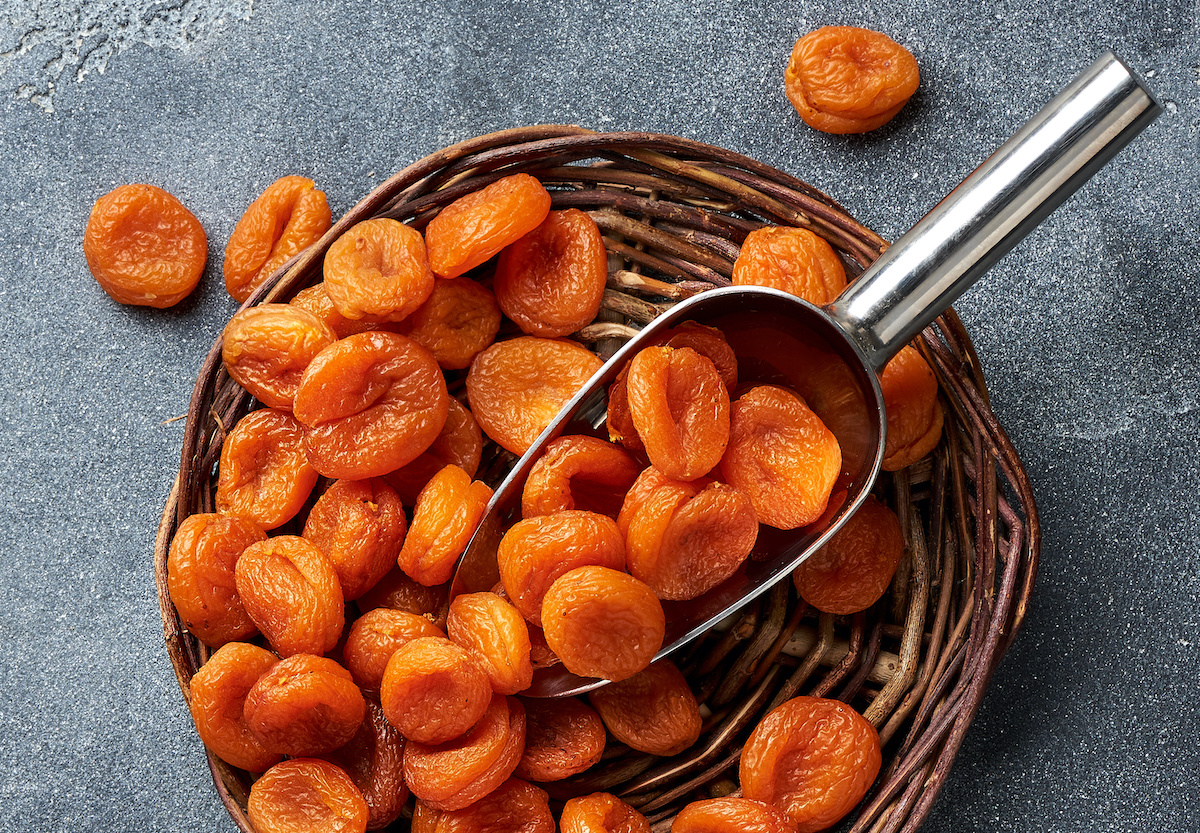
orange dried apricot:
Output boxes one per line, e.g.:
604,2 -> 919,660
384,397 -> 483,505
379,636 -> 492,745
615,465 -> 700,537
188,641 -> 282,773
446,592 -> 533,696
83,183 -> 207,308
216,408 -> 319,530
244,653 -> 366,757
560,792 -> 651,833
719,385 -> 841,529
167,513 -> 265,647
398,464 -> 493,587
625,345 -> 730,481
466,336 -> 604,456
785,26 -> 920,135
496,510 -> 627,627
321,701 -> 408,831
587,660 -> 701,756
394,277 -> 503,370
542,565 -> 664,682
291,282 -> 386,338
425,173 -> 552,279
672,797 -> 798,833
294,331 -> 449,479
514,696 -> 606,782
494,208 -> 608,337
247,757 -> 369,833
793,495 -> 904,615
739,696 -> 882,833
343,607 -> 445,693
732,226 -> 848,305
302,477 -> 407,601
224,175 -> 331,303
879,345 -> 943,471
323,218 -> 435,322
521,434 -> 641,519
413,777 -> 554,833
221,304 -> 337,410
233,535 -> 345,657
356,566 -> 449,626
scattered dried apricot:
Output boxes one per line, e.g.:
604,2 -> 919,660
244,653 -> 366,757
302,477 -> 407,601
323,218 -> 434,322
672,797 -> 798,833
221,304 -> 337,410
188,641 -> 282,773
560,792 -> 652,833
379,636 -> 492,745
732,226 -> 848,305
515,696 -> 606,782
398,464 -> 493,587
167,512 -> 265,647
521,434 -> 641,519
879,345 -> 943,471
216,407 -> 319,530
446,592 -> 533,696
343,607 -> 445,692
247,757 -> 369,833
321,701 -> 408,831
394,277 -> 503,370
587,660 -> 701,756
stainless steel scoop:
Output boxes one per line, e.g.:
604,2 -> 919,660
451,52 -> 1160,697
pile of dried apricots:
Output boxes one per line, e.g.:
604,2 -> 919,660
84,23 -> 939,833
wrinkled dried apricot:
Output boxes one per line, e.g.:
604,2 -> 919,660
398,465 -> 493,587
379,636 -> 492,744
221,304 -> 337,410
395,277 -> 503,370
83,183 -> 207,308
403,693 -> 526,811
425,173 -> 552,279
732,226 -> 848,305
247,757 -> 369,833
672,797 -> 798,833
357,567 -> 449,626
294,331 -> 449,479
234,535 -> 345,657
515,696 -> 606,782
625,346 -> 730,481
323,218 -> 434,322
322,701 -> 408,831
560,792 -> 651,833
542,565 -> 664,682
224,175 -> 331,303
413,777 -> 554,833
615,465 -> 701,536
588,660 -> 700,756
244,653 -> 366,757
879,345 -> 943,471
494,208 -> 608,337
216,408 -> 319,530
343,607 -> 445,692
302,477 -> 407,601
291,282 -> 386,338
522,435 -> 641,519
384,397 -> 484,505
167,513 -> 266,647
793,495 -> 904,615
496,510 -> 626,627
446,592 -> 533,696
740,696 -> 881,833
785,26 -> 920,135
720,385 -> 841,529
467,336 -> 604,456
188,641 -> 282,772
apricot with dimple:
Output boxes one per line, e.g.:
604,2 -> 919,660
188,641 -> 282,772
588,660 -> 701,756
324,217 -> 434,322
302,477 -> 407,601
561,792 -> 652,833
521,434 -> 641,519
672,797 -> 798,833
244,653 -> 366,757
398,464 -> 493,587
167,512 -> 265,647
446,592 -> 533,696
732,226 -> 847,306
216,407 -> 318,530
247,758 -> 369,833
379,636 -> 491,745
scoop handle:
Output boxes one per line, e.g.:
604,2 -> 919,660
826,51 -> 1160,371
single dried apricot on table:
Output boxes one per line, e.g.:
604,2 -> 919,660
302,477 -> 407,601
394,276 -> 503,370
671,797 -> 798,833
188,641 -> 282,773
879,344 -> 943,471
243,653 -> 366,757
398,464 -> 493,587
247,757 -> 369,833
446,592 -> 533,696
785,26 -> 920,135
215,407 -> 318,530
587,659 -> 701,756
83,183 -> 207,308
379,636 -> 492,745
167,512 -> 265,647
323,218 -> 435,322
343,607 -> 445,693
521,434 -> 641,519
321,701 -> 408,831
515,696 -> 606,782
560,792 -> 651,833
732,226 -> 848,305
222,303 -> 337,410
739,696 -> 882,833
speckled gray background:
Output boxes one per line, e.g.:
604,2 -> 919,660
0,0 -> 1196,830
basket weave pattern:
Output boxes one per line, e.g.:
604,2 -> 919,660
155,125 -> 1040,832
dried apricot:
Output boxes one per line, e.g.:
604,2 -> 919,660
224,175 -> 331,303
792,495 -> 904,615
380,636 -> 492,744
446,592 -> 533,696
215,408 -> 319,530
413,777 -> 554,833
879,345 -> 943,471
167,513 -> 265,647
302,477 -> 407,601
496,510 -> 627,627
244,653 -> 366,756
322,701 -> 408,830
467,336 -> 604,456
357,567 -> 449,626
719,385 -> 841,529
560,792 -> 651,833
291,282 -> 386,338
615,465 -> 700,537
672,797 -> 798,833
395,277 -> 503,370
384,397 -> 484,505
188,641 -> 282,772
425,173 -> 552,279
542,565 -> 664,682
324,218 -> 435,322
521,435 -> 641,519
343,607 -> 445,692
625,345 -> 730,481
83,183 -> 207,308
221,304 -> 337,410
398,465 -> 493,587
494,208 -> 608,337
739,696 -> 882,833
294,331 -> 449,479
785,26 -> 920,135
587,660 -> 701,756
234,535 -> 345,657
732,226 -> 848,305
247,758 -> 369,833
514,696 -> 606,782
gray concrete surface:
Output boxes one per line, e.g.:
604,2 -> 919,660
0,0 -> 1196,830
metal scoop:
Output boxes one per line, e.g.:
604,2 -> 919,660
451,52 -> 1160,697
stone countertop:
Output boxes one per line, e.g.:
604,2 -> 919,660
0,1 -> 1195,830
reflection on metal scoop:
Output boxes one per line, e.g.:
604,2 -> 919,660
450,52 -> 1160,697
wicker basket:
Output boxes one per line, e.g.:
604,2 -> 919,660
155,125 -> 1040,832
